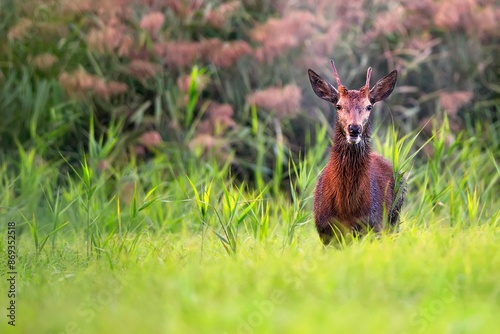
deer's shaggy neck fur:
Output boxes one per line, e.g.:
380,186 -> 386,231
324,123 -> 373,221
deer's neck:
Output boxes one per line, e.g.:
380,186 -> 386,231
320,126 -> 374,220
327,126 -> 372,189
331,126 -> 371,162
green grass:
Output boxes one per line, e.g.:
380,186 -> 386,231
4,227 -> 500,334
1,120 -> 499,334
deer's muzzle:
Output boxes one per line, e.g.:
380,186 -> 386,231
346,124 -> 362,144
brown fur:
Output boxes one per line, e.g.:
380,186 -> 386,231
308,63 -> 406,245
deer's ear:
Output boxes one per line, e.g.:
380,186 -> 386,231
308,69 -> 338,104
369,70 -> 397,104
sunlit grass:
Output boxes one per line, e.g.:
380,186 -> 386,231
3,224 -> 500,334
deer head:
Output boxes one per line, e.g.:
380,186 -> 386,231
308,60 -> 397,145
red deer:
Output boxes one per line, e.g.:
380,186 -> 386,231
308,60 -> 406,245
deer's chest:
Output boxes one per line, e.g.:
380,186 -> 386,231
319,165 -> 372,221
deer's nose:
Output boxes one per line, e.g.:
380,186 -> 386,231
348,124 -> 362,136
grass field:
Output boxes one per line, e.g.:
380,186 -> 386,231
1,120 -> 499,334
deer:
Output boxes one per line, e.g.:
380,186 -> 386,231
308,60 -> 406,245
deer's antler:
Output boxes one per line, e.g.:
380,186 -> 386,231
365,67 -> 372,89
330,59 -> 342,88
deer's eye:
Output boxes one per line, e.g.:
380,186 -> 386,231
336,105 -> 342,111
366,105 -> 373,111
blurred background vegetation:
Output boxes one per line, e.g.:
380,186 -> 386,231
0,0 -> 498,186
